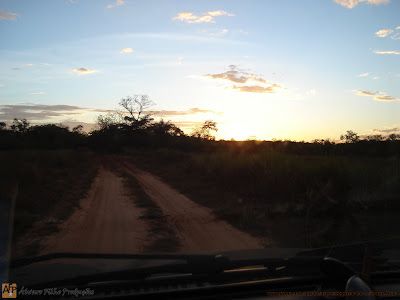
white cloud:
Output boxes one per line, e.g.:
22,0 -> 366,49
206,10 -> 234,17
202,28 -> 229,36
391,33 -> 400,40
375,29 -> 393,37
0,9 -> 19,20
27,92 -> 45,95
372,76 -> 379,79
353,89 -> 400,101
334,0 -> 390,9
73,68 -> 98,74
120,47 -> 133,54
172,10 -> 234,24
177,57 -> 184,64
202,65 -> 285,94
358,72 -> 369,77
373,50 -> 400,55
0,84 -> 4,87
375,26 -> 400,39
107,0 -> 126,9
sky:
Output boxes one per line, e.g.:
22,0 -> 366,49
0,0 -> 399,141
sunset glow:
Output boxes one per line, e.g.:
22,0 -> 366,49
0,0 -> 399,141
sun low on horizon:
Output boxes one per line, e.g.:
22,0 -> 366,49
0,0 -> 399,141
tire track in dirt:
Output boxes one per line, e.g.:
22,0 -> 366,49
40,166 -> 149,254
121,160 -> 264,253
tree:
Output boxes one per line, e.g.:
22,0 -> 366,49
150,119 -> 184,136
72,125 -> 85,134
119,95 -> 155,130
365,134 -> 384,141
0,122 -> 6,130
192,120 -> 218,140
388,133 -> 399,141
10,118 -> 30,133
340,130 -> 359,143
96,112 -> 122,130
96,95 -> 155,131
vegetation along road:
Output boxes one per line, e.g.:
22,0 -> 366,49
40,157 -> 263,255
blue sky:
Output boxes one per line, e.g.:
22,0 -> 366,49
0,0 -> 399,141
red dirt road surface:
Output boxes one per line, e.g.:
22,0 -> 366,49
41,160 -> 263,254
120,160 -> 263,253
41,166 -> 149,254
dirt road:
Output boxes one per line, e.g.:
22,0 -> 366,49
41,159 -> 263,255
41,166 -> 149,254
121,160 -> 263,253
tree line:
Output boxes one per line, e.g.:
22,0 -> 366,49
0,95 -> 218,151
1,95 -> 399,156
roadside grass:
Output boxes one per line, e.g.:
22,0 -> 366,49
125,147 -> 400,248
0,149 -> 99,257
106,158 -> 181,252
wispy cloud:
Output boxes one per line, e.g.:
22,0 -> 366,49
353,90 -> 400,101
0,84 -> 4,87
358,72 -> 369,77
202,65 -> 285,94
148,107 -> 222,117
177,57 -> 184,64
0,104 -> 102,121
73,67 -> 98,74
372,125 -> 399,134
106,0 -> 126,9
172,10 -> 234,24
334,0 -> 390,9
375,26 -> 400,39
373,50 -> 400,55
0,9 -> 19,20
120,47 -> 133,54
202,29 -> 229,36
231,85 -> 282,94
27,92 -> 45,95
375,29 -> 393,37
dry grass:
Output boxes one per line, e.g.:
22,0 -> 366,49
125,147 -> 400,248
0,149 -> 99,257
